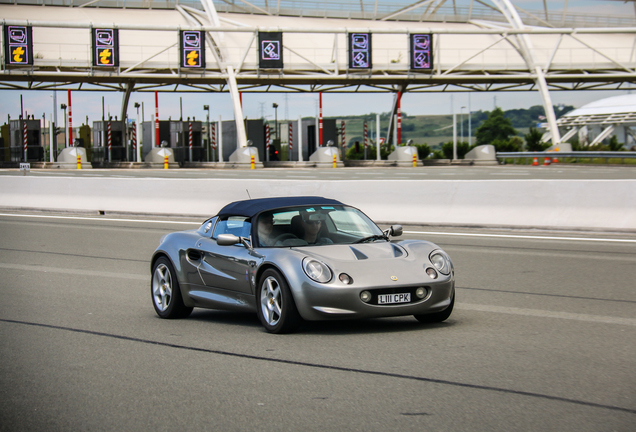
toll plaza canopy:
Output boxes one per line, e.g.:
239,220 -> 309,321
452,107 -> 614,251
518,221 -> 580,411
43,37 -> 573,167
2,0 -> 636,146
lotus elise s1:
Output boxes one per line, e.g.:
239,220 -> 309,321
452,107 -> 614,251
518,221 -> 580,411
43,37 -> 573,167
151,196 -> 455,333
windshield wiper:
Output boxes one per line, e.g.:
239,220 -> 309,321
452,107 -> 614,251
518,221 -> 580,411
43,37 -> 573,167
353,234 -> 387,244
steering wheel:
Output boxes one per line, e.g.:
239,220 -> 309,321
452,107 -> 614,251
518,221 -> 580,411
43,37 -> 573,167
274,233 -> 298,244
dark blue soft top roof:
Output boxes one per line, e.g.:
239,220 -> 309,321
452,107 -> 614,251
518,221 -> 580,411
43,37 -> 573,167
217,196 -> 344,218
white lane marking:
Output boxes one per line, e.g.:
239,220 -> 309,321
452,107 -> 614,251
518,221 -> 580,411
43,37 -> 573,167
1,213 -> 634,244
457,303 -> 636,327
405,230 -> 636,244
0,263 -> 147,281
0,213 -> 200,225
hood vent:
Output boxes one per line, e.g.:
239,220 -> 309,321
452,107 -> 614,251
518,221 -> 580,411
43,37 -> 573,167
392,244 -> 405,257
349,247 -> 369,260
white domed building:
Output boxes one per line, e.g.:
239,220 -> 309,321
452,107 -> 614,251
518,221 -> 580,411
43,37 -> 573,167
557,94 -> 636,149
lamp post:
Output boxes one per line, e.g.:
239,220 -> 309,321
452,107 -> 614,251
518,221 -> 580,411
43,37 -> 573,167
134,102 -> 141,162
272,103 -> 279,141
60,104 -> 67,148
203,105 -> 210,161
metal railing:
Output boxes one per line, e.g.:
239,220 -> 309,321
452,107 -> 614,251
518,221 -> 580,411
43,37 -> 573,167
496,151 -> 636,164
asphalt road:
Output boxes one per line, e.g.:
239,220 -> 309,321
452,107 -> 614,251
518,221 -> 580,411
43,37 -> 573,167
2,164 -> 636,180
0,213 -> 634,431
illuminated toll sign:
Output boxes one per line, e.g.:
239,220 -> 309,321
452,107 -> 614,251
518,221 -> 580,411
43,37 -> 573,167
92,28 -> 119,67
180,30 -> 206,69
258,32 -> 283,69
4,25 -> 33,66
348,33 -> 372,69
410,34 -> 433,70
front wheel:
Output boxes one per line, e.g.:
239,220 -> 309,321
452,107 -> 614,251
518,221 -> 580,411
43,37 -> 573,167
414,293 -> 454,323
151,257 -> 193,319
257,269 -> 302,334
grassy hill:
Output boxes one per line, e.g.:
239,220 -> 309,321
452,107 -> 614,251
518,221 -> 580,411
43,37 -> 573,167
322,104 -> 575,149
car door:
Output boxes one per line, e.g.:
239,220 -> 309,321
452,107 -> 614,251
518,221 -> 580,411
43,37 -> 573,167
196,216 -> 256,295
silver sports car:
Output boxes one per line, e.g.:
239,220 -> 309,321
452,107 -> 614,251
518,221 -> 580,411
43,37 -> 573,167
151,196 -> 455,333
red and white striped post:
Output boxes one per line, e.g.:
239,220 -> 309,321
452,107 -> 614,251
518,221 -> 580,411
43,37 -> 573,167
265,123 -> 271,161
288,122 -> 293,155
211,122 -> 216,161
23,119 -> 28,161
188,121 -> 193,162
107,120 -> 112,162
131,122 -> 137,162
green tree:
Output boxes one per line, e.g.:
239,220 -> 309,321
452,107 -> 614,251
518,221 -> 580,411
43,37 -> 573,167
475,107 -> 518,145
524,127 -> 548,152
414,143 -> 431,159
608,135 -> 623,151
442,141 -> 472,159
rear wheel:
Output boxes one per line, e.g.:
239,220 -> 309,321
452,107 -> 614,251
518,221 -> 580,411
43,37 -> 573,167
151,257 -> 193,319
414,293 -> 454,323
257,269 -> 302,334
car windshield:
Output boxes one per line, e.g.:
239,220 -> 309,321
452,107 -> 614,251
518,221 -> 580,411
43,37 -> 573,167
255,205 -> 384,247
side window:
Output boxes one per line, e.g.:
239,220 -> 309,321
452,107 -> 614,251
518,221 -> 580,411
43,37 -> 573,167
212,216 -> 251,240
197,217 -> 217,237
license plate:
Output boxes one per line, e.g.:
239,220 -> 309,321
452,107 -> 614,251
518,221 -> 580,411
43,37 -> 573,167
378,293 -> 411,304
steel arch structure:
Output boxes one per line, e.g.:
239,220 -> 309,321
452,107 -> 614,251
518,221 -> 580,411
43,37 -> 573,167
2,0 -> 636,147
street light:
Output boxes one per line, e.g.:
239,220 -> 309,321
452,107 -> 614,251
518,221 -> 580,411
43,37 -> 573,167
203,105 -> 211,162
134,102 -> 141,162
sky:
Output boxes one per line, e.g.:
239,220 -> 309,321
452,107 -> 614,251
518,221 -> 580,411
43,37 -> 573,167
1,0 -> 634,127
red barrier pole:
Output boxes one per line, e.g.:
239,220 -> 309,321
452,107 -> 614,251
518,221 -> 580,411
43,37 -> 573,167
319,92 -> 323,146
397,91 -> 402,146
67,90 -> 73,147
155,91 -> 159,147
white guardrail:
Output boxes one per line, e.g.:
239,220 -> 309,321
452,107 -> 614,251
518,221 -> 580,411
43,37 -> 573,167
497,151 -> 636,162
1,176 -> 636,231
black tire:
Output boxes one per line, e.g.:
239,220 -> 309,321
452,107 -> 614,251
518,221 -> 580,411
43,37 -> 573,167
257,269 -> 302,334
414,293 -> 454,323
151,257 -> 193,319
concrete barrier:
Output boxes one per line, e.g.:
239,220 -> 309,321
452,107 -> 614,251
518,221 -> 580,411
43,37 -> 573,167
1,176 -> 635,230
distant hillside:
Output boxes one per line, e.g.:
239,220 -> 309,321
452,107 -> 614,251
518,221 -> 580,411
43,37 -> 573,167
323,104 -> 575,149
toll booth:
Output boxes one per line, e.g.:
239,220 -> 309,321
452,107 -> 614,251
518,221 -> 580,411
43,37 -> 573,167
1,123 -> 9,162
302,118 -> 336,161
142,120 -> 170,161
170,120 -> 205,162
219,119 -> 265,162
77,124 -> 92,160
9,119 -> 43,162
92,120 -> 126,162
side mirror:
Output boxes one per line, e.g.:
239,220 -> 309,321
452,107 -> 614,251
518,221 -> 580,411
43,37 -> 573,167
390,225 -> 403,237
217,234 -> 241,246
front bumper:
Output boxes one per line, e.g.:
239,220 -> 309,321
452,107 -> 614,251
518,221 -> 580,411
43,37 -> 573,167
292,277 -> 455,321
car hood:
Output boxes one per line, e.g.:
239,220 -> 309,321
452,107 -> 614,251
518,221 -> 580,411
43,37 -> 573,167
291,242 -> 407,262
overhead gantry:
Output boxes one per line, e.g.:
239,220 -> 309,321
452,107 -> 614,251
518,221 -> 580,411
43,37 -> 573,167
2,0 -> 636,148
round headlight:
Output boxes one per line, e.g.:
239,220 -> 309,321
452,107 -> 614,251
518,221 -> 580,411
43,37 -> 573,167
302,258 -> 332,283
430,251 -> 451,275
416,287 -> 427,299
